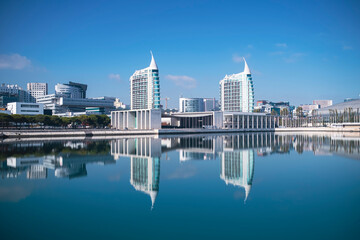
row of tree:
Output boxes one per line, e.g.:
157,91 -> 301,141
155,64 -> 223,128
0,113 -> 110,129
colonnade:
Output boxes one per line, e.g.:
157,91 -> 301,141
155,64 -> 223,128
223,114 -> 275,130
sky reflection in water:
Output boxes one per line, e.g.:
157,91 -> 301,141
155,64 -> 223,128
0,133 -> 359,240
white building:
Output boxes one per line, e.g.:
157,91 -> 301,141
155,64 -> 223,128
55,81 -> 87,99
27,83 -> 48,99
313,100 -> 332,108
130,52 -> 160,110
7,102 -> 44,115
36,94 -> 115,114
111,109 -> 161,130
219,58 -> 254,112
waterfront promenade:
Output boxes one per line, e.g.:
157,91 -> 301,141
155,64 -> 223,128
1,123 -> 360,139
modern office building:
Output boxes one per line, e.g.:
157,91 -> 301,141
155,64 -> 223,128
179,98 -> 204,112
179,97 -> 219,113
27,83 -> 48,99
0,93 -> 18,107
7,102 -> 44,115
203,98 -> 219,111
219,58 -> 254,112
130,52 -> 160,110
36,94 -> 115,115
0,83 -> 35,103
55,81 -> 87,99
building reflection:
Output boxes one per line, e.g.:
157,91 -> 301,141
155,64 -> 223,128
220,149 -> 255,202
111,138 -> 161,209
1,132 -> 359,207
1,141 -> 114,179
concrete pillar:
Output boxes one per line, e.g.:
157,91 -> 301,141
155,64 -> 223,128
247,115 -> 249,130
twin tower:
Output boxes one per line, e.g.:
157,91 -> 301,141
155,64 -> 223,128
130,53 -> 254,112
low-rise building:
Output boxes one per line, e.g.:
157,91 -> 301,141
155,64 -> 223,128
7,102 -> 44,115
36,94 -> 115,115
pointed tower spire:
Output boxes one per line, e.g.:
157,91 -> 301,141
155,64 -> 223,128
244,185 -> 252,204
243,57 -> 251,75
149,51 -> 158,69
149,191 -> 158,210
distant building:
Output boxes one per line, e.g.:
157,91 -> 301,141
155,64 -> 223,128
179,97 -> 219,113
0,83 -> 34,103
7,102 -> 44,115
179,98 -> 204,112
219,58 -> 254,112
0,93 -> 18,107
114,98 -> 130,110
130,52 -> 160,110
299,104 -> 319,116
317,99 -> 360,116
36,94 -> 115,115
313,100 -> 332,108
203,98 -> 219,111
55,81 -> 87,99
27,83 -> 48,99
254,100 -> 294,115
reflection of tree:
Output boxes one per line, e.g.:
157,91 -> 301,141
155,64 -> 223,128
0,141 -> 110,160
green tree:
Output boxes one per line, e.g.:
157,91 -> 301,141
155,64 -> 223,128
12,114 -> 27,129
296,107 -> 303,117
280,108 -> 289,116
0,113 -> 13,128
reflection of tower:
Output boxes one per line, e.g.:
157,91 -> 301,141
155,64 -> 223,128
130,157 -> 160,209
111,138 -> 162,209
220,149 -> 254,202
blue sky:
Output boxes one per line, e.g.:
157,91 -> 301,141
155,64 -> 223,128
0,0 -> 359,108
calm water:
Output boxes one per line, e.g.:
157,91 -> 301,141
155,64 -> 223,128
0,133 -> 359,240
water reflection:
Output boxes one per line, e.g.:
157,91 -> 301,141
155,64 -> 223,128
1,132 -> 359,207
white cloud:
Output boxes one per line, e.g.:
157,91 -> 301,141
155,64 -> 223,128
167,165 -> 197,179
108,73 -> 120,81
232,53 -> 251,63
0,54 -> 32,70
343,45 -> 353,50
247,44 -> 254,49
284,53 -> 306,63
275,43 -> 288,48
165,74 -> 196,89
232,54 -> 243,63
270,51 -> 285,56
